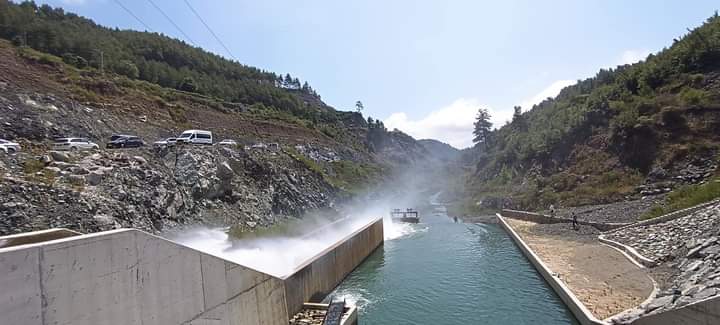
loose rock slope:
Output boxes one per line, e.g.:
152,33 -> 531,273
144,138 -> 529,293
607,203 -> 720,323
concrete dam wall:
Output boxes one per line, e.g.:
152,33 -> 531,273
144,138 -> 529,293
0,217 -> 384,325
282,217 -> 384,315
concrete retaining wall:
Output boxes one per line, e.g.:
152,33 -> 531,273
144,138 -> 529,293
630,295 -> 720,325
281,217 -> 384,317
501,209 -> 631,231
497,214 -> 606,325
0,229 -> 288,325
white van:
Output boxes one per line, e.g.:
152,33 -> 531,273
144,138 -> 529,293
177,130 -> 213,145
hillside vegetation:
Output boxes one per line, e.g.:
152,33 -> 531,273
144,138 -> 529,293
0,0 -> 338,124
463,12 -> 720,214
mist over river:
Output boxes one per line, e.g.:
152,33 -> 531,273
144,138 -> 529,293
326,202 -> 580,324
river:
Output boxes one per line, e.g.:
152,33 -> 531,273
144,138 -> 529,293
326,202 -> 580,324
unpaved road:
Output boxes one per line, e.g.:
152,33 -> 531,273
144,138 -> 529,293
506,219 -> 654,320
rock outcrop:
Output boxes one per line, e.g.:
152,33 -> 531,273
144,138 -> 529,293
0,145 -> 337,235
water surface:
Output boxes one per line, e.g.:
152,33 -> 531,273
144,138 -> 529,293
327,205 -> 579,325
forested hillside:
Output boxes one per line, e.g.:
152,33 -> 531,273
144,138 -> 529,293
0,0 -> 338,123
462,12 -> 720,213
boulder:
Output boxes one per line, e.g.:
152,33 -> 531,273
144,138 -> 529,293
645,295 -> 675,312
43,166 -> 62,177
50,151 -> 71,162
85,171 -> 103,186
132,156 -> 147,165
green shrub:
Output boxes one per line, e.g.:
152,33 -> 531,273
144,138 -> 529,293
642,179 -> 720,219
679,87 -> 709,106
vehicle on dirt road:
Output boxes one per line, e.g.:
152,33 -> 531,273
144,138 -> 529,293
217,139 -> 238,147
0,139 -> 21,154
106,135 -> 145,149
52,138 -> 99,151
153,137 -> 177,147
177,130 -> 213,145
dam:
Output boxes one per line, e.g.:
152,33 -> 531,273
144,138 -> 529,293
0,203 -> 583,324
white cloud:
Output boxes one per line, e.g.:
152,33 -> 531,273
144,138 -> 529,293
383,98 -> 512,149
618,49 -> 652,66
519,79 -> 575,110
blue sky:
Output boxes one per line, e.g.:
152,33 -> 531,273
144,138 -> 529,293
39,0 -> 720,148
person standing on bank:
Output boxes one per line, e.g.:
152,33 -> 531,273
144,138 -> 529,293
572,213 -> 579,230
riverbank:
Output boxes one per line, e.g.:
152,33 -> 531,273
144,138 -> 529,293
504,218 -> 654,320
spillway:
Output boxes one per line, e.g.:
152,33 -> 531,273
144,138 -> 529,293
327,204 -> 580,324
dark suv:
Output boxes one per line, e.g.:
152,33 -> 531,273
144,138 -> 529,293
106,135 -> 144,149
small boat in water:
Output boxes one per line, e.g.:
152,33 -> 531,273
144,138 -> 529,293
391,208 -> 420,223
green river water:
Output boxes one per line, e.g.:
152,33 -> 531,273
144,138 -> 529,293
327,203 -> 580,325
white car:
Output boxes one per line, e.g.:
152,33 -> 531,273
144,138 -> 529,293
153,137 -> 177,147
177,130 -> 213,145
0,139 -> 21,154
52,138 -> 99,151
217,139 -> 238,146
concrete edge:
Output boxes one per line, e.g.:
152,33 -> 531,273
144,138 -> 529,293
496,213 -> 607,325
597,235 -> 657,268
0,227 -> 283,279
0,228 -> 82,239
280,216 -> 383,280
501,209 -> 632,231
0,228 -> 133,254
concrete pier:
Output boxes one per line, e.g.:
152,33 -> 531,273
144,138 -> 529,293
0,217 -> 384,325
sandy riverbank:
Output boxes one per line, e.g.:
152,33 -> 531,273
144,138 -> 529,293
505,218 -> 655,320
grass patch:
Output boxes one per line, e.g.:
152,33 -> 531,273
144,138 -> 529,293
642,179 -> 720,219
327,160 -> 382,195
285,147 -> 324,175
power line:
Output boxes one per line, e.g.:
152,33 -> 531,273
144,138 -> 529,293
182,0 -> 237,61
146,0 -> 197,46
112,0 -> 152,31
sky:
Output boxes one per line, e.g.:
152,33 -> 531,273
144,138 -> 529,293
37,0 -> 720,148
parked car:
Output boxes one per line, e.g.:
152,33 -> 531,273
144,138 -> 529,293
0,139 -> 21,154
176,130 -> 212,145
109,134 -> 134,142
106,135 -> 144,149
52,138 -> 99,151
217,139 -> 238,147
153,137 -> 177,147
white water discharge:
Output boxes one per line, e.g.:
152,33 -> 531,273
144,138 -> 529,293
171,213 -> 415,278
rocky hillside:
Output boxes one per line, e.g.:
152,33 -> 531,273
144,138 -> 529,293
418,139 -> 461,162
461,13 -> 720,215
0,145 -> 335,235
0,5 -> 438,235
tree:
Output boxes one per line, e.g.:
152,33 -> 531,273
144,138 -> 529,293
114,60 -> 139,79
473,108 -> 492,146
355,100 -> 364,113
512,106 -> 526,131
284,73 -> 292,88
367,116 -> 374,127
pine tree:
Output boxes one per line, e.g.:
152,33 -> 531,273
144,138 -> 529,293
473,108 -> 492,147
355,100 -> 364,113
